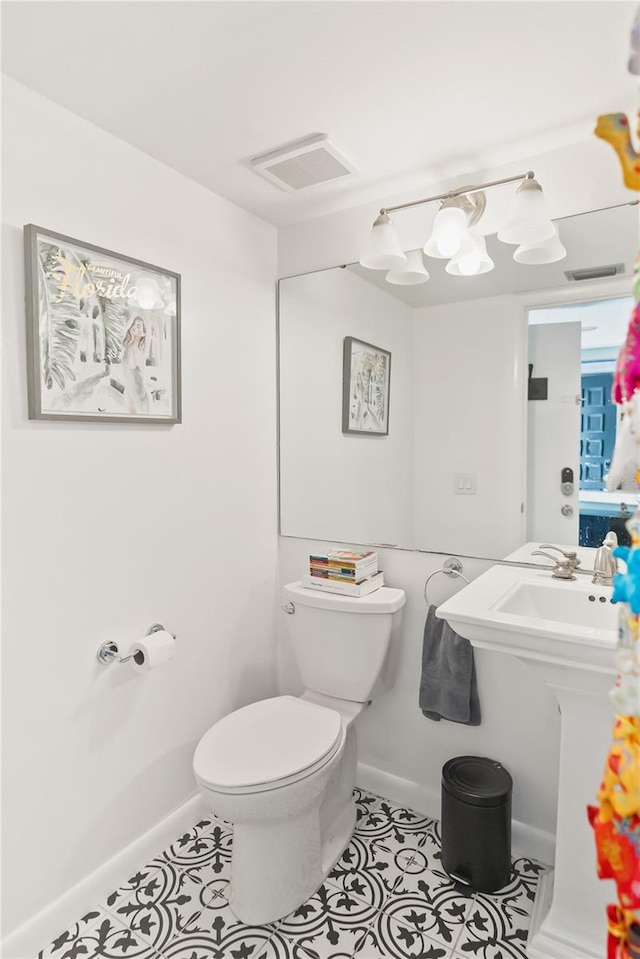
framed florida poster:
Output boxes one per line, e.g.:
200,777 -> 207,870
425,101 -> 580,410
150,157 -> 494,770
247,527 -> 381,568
24,224 -> 181,423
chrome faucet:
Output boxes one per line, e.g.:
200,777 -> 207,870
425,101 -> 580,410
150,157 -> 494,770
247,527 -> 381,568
539,544 -> 581,571
530,550 -> 577,580
592,532 -> 618,586
530,544 -> 580,579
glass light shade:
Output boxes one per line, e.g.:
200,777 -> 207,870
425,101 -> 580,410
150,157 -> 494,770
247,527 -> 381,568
446,233 -> 494,276
497,178 -> 555,246
423,204 -> 468,258
386,250 -> 430,285
513,223 -> 567,265
359,213 -> 407,270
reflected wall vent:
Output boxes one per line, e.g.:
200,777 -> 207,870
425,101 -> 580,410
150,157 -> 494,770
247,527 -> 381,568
249,134 -> 355,192
564,263 -> 625,282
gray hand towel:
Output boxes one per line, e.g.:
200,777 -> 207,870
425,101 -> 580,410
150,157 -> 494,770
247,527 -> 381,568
419,604 -> 481,725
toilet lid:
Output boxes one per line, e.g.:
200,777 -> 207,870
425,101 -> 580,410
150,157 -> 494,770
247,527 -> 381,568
194,695 -> 342,790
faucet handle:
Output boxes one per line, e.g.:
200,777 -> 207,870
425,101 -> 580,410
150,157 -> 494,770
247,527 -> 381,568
539,544 -> 581,567
531,551 -> 576,579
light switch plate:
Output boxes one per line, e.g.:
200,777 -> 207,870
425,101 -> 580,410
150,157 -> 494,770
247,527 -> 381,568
454,473 -> 476,495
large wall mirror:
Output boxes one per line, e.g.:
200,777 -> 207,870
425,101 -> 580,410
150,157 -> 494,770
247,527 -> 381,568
278,203 -> 637,561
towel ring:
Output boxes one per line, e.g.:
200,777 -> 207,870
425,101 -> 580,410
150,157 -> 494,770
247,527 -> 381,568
424,557 -> 470,606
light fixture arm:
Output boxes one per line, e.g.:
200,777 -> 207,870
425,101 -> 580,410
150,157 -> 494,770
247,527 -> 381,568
379,170 -> 535,216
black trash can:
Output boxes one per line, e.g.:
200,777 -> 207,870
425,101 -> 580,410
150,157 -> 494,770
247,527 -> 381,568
441,755 -> 513,893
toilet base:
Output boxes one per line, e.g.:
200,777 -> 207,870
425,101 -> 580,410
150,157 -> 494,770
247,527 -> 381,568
320,797 -> 357,878
228,728 -> 358,925
228,794 -> 356,925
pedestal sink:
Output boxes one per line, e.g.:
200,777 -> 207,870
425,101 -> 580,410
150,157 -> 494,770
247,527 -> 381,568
437,560 -> 618,959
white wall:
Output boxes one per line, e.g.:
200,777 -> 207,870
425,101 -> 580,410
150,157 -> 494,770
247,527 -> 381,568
279,269 -> 414,547
278,539 -> 561,863
412,296 -> 527,557
1,78 -> 278,939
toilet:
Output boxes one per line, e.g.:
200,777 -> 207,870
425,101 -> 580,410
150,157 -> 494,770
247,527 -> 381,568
193,580 -> 406,925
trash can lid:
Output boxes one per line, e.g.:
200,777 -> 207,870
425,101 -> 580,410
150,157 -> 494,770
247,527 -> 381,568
442,756 -> 513,808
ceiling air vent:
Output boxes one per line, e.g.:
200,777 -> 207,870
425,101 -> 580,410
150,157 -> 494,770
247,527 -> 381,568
565,263 -> 625,282
249,134 -> 355,192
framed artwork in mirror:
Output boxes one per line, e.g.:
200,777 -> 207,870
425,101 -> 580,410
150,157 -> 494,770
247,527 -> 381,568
24,224 -> 181,424
342,336 -> 391,435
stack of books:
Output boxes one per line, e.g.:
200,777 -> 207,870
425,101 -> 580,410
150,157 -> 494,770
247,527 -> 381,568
302,549 -> 384,597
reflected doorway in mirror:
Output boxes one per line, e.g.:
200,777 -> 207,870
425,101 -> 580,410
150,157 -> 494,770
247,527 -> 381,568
342,336 -> 391,435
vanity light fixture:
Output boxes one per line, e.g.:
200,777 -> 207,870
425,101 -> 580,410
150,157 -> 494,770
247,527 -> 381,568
446,232 -> 494,276
513,223 -> 567,265
424,200 -> 470,258
496,176 -> 555,246
422,190 -> 486,260
386,249 -> 430,285
358,212 -> 407,270
359,170 -> 561,285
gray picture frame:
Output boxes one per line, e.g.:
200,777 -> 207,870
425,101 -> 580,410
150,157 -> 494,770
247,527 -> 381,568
342,336 -> 391,435
24,224 -> 182,424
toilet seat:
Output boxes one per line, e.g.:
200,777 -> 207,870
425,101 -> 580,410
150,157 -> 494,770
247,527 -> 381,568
194,695 -> 343,795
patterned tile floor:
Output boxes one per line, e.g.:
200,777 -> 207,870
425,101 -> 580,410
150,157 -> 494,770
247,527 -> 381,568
39,789 -> 547,959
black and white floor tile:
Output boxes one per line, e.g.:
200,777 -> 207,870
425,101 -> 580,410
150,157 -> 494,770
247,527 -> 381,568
39,789 -> 547,959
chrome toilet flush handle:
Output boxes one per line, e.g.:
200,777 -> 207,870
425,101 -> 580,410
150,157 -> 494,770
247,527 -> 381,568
282,602 -> 296,615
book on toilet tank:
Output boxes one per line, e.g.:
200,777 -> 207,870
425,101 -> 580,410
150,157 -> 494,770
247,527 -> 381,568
310,549 -> 377,564
301,571 -> 384,597
308,566 -> 375,582
309,550 -> 378,577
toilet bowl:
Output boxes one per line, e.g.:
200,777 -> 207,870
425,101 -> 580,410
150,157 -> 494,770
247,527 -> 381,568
193,581 -> 406,924
194,693 -> 359,923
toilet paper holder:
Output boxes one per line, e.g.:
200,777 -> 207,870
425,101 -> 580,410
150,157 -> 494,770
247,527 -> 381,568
96,623 -> 174,666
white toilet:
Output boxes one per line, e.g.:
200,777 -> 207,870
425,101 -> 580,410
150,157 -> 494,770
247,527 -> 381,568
193,580 -> 406,925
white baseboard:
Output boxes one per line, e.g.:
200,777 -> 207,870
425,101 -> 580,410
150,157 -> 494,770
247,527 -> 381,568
528,917 -> 602,959
528,866 -> 555,943
527,866 -> 604,959
356,762 -> 556,867
357,761 -> 442,820
1,793 -> 207,959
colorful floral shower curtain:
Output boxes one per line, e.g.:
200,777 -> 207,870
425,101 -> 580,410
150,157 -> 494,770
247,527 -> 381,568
589,15 -> 640,952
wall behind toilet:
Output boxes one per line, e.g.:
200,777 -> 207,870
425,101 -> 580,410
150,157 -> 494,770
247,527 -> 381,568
1,78 -> 279,936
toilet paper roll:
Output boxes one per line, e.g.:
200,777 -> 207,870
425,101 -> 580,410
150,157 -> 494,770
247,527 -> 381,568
131,629 -> 176,672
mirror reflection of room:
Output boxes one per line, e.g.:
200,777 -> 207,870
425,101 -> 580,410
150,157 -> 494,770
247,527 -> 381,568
279,203 -> 637,560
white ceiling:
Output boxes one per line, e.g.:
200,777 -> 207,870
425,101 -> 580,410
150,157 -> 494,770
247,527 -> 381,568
2,1 -> 637,226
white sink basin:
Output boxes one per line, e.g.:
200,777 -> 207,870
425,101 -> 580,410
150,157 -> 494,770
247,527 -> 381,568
494,580 -> 617,630
437,564 -> 617,674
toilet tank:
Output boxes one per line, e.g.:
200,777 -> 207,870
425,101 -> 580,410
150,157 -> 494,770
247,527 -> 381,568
282,581 -> 406,703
